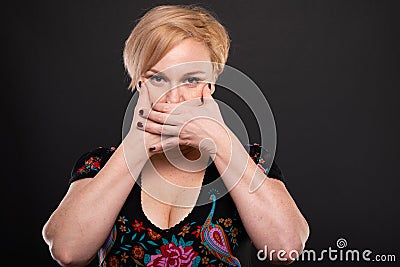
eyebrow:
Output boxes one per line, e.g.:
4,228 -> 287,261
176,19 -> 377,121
147,69 -> 206,76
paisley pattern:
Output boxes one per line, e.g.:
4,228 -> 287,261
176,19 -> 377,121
201,194 -> 241,266
98,225 -> 117,264
70,143 -> 283,266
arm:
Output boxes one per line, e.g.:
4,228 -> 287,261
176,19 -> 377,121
42,136 -> 147,267
139,83 -> 309,264
42,83 -> 155,267
213,128 -> 309,264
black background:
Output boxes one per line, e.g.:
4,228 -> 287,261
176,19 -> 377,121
4,0 -> 400,266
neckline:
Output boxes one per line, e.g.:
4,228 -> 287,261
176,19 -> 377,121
139,190 -> 198,233
137,160 -> 215,233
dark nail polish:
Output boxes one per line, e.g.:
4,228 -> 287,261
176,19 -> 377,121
137,121 -> 143,128
208,83 -> 211,90
149,146 -> 156,151
151,102 -> 153,108
138,81 -> 142,88
139,109 -> 143,115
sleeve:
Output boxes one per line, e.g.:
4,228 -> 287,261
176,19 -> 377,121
246,143 -> 285,182
69,146 -> 116,185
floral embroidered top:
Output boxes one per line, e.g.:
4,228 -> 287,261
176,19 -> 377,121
69,144 -> 284,267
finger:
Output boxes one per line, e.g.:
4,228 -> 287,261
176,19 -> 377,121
151,102 -> 181,115
203,83 -> 213,99
139,108 -> 180,126
200,83 -> 214,105
181,97 -> 203,107
149,136 -> 180,153
136,119 -> 180,136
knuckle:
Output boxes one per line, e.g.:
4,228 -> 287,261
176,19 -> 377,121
157,113 -> 164,123
157,125 -> 164,134
144,121 -> 151,131
180,132 -> 189,140
166,139 -> 175,147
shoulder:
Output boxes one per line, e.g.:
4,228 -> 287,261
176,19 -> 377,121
69,146 -> 116,184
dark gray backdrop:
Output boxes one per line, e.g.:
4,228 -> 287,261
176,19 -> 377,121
4,0 -> 399,266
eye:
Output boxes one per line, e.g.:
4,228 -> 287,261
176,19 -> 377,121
150,75 -> 165,83
148,74 -> 167,87
184,77 -> 201,87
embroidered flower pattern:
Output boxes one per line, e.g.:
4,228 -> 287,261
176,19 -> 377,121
147,228 -> 162,240
146,242 -> 199,267
216,216 -> 242,250
246,143 -> 271,175
73,146 -> 264,267
118,216 -> 127,224
76,156 -> 101,175
108,255 -> 120,267
132,245 -> 145,259
71,146 -> 116,182
101,214 -> 242,267
231,228 -> 239,238
178,223 -> 191,237
132,219 -> 146,232
119,225 -> 127,232
120,252 -> 129,263
191,225 -> 202,239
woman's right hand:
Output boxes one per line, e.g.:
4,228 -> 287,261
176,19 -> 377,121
124,81 -> 161,160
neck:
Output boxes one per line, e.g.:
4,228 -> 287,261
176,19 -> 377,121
151,145 -> 201,163
141,146 -> 207,206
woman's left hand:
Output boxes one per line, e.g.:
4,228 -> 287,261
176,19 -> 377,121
137,83 -> 229,154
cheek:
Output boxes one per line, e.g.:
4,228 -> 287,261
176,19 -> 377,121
149,90 -> 166,103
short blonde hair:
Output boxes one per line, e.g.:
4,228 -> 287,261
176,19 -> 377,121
123,4 -> 231,90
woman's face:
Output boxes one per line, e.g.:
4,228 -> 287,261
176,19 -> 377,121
142,38 -> 214,104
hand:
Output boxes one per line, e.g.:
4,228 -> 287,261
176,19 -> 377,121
136,83 -> 229,155
124,81 -> 161,157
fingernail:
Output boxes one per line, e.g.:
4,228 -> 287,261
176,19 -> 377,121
149,146 -> 156,151
151,102 -> 153,108
137,121 -> 143,128
138,109 -> 143,115
208,83 -> 211,90
138,81 -> 142,88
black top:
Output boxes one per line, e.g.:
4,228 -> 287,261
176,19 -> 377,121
69,143 -> 284,267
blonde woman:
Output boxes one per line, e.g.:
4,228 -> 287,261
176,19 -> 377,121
42,5 -> 309,267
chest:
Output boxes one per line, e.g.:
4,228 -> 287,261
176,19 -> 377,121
140,161 -> 205,230
100,169 -> 246,267
141,192 -> 194,229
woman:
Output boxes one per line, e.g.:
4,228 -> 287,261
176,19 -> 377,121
42,5 -> 309,267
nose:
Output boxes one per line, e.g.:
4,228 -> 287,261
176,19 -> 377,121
165,86 -> 184,103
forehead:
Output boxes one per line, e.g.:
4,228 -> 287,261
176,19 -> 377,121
150,38 -> 213,76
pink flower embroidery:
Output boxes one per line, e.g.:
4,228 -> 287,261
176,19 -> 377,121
146,243 -> 198,267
